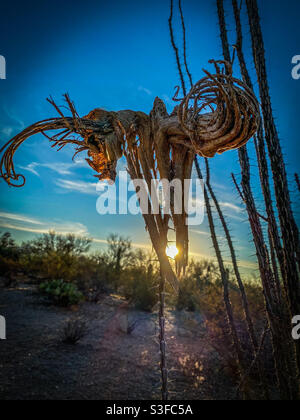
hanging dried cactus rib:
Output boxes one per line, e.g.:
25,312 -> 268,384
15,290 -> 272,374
0,60 -> 260,287
0,61 -> 259,185
0,97 -> 123,186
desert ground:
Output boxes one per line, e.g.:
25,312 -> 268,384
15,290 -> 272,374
0,282 -> 234,400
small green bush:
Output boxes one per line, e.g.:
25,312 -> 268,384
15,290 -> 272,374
121,266 -> 158,312
175,261 -> 220,312
39,279 -> 84,306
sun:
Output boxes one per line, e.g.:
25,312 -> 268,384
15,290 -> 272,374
166,245 -> 179,259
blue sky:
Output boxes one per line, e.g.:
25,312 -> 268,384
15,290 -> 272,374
0,0 -> 299,275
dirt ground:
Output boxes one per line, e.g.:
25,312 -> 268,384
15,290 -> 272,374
0,284 -> 234,400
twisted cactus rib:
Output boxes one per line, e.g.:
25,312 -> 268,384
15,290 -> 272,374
0,114 -> 112,186
177,60 -> 260,157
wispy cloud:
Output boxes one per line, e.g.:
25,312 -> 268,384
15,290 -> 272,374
0,106 -> 25,141
189,249 -> 258,271
0,222 -> 88,236
162,94 -> 174,106
0,212 -> 89,236
93,237 -> 152,251
190,229 -> 210,236
20,160 -> 88,177
55,179 -> 100,195
211,182 -> 228,191
42,163 -> 73,175
0,212 -> 43,226
1,127 -> 13,137
138,86 -> 152,96
219,202 -> 244,213
0,211 -> 150,250
191,228 -> 225,241
227,213 -> 247,222
19,163 -> 40,177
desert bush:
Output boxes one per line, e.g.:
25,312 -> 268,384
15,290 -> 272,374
20,231 -> 92,283
175,260 -> 264,321
22,231 -> 91,256
0,233 -> 23,286
0,256 -> 21,287
39,279 -> 84,306
175,260 -> 222,312
0,232 -> 20,260
176,274 -> 202,312
62,318 -> 88,344
121,254 -> 158,312
174,259 -> 268,391
70,254 -> 111,299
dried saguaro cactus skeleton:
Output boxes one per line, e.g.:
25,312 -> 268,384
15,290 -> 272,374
0,60 -> 259,290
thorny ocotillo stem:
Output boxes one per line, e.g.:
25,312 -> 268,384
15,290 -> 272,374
169,0 -> 187,96
246,0 -> 300,316
217,0 -> 231,63
205,159 -> 258,354
232,0 -> 285,301
195,157 -> 247,399
236,0 -> 300,388
178,0 -> 193,88
217,0 -> 279,399
236,324 -> 270,398
159,269 -> 168,400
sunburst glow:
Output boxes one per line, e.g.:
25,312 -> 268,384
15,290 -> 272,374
166,245 -> 179,259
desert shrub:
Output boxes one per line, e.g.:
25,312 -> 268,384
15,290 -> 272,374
175,260 -> 222,312
20,231 -> 92,283
69,253 -> 111,299
39,279 -> 84,306
121,265 -> 158,312
174,260 -> 264,320
87,253 -> 120,292
0,232 -> 20,260
174,259 -> 268,391
176,275 -> 202,312
0,233 -> 23,286
62,318 -> 88,344
23,231 -> 91,256
0,256 -> 21,287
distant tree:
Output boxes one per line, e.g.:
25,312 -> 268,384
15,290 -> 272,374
0,232 -> 20,260
107,234 -> 134,274
18,231 -> 92,282
21,231 -> 92,257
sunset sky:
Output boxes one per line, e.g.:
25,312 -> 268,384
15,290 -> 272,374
0,0 -> 299,276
